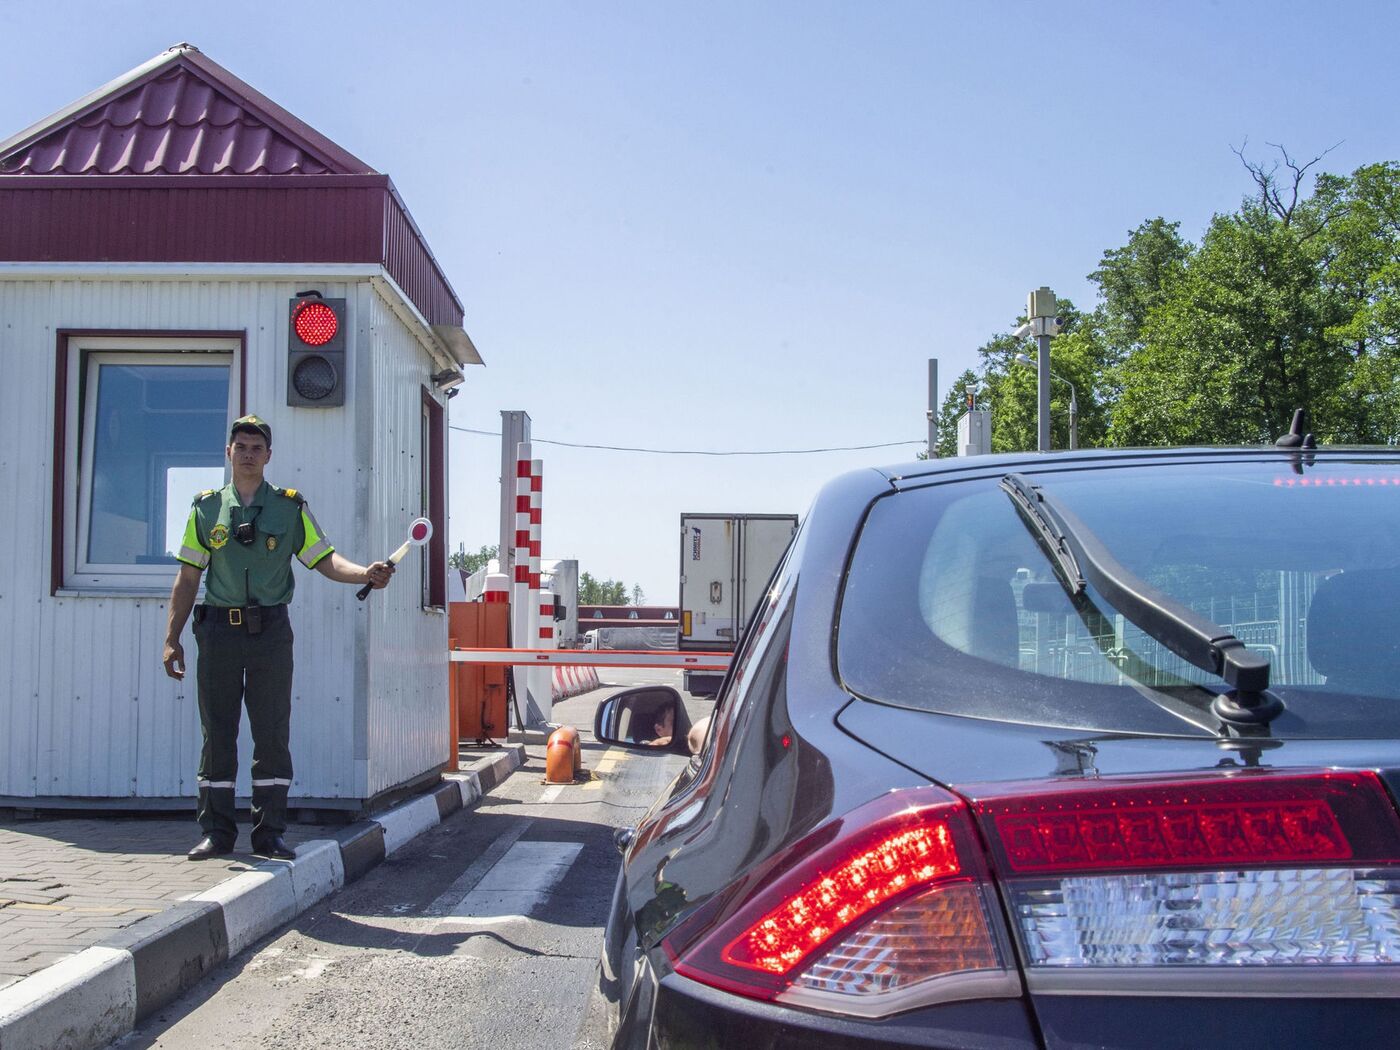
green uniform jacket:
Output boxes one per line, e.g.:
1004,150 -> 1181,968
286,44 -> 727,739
176,481 -> 334,606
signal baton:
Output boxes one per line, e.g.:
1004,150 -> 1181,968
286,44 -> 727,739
356,517 -> 433,600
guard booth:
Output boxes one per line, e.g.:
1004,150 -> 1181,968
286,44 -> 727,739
0,44 -> 481,816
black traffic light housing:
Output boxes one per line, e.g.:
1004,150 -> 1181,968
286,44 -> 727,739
287,292 -> 347,407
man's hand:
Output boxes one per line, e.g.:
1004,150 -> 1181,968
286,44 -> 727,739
316,553 -> 397,587
366,561 -> 395,589
163,564 -> 201,681
163,640 -> 185,680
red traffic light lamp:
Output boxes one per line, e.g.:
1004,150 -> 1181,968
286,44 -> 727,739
292,299 -> 339,347
287,291 -> 347,407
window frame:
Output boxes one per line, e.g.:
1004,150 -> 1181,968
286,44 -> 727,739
53,331 -> 245,595
419,386 -> 446,610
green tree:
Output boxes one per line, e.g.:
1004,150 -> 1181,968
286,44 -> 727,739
449,544 -> 498,574
1090,218 -> 1192,354
1321,161 -> 1400,442
948,146 -> 1400,450
1111,147 -> 1353,445
579,572 -> 629,605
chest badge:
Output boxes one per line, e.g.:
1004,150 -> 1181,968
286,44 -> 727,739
266,536 -> 278,552
209,524 -> 229,550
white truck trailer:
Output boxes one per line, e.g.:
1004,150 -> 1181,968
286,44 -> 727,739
678,513 -> 799,695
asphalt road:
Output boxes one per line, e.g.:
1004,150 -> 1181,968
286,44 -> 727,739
111,669 -> 701,1050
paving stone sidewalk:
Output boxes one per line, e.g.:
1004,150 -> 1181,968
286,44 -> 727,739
0,817 -> 334,991
0,743 -> 518,995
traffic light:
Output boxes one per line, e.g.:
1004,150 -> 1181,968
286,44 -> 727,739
287,293 -> 347,407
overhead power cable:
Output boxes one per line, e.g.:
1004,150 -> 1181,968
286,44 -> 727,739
448,424 -> 923,457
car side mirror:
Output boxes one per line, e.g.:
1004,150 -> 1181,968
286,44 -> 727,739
593,686 -> 692,755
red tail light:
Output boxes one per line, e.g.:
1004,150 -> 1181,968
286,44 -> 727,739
964,770 -> 1400,987
662,770 -> 1400,1016
663,787 -> 1018,1016
973,770 -> 1400,875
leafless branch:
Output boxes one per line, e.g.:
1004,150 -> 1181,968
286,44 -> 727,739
1232,140 -> 1343,227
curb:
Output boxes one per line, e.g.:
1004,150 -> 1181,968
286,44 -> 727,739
0,745 -> 525,1050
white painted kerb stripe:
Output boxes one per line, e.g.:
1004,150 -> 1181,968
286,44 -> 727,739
445,770 -> 483,808
192,867 -> 296,958
442,841 -> 584,925
288,839 -> 346,912
0,945 -> 135,1050
377,794 -> 441,855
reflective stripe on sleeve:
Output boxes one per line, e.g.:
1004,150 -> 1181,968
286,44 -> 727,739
197,780 -> 236,789
178,508 -> 209,568
251,778 -> 294,787
297,505 -> 335,568
177,546 -> 210,569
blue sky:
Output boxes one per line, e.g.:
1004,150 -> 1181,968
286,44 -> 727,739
4,2 -> 1398,602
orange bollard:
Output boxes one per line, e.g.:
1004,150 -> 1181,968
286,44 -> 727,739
545,725 -> 582,784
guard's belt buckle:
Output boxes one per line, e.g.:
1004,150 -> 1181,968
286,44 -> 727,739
228,608 -> 243,627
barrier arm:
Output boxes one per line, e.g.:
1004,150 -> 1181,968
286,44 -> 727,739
448,647 -> 733,671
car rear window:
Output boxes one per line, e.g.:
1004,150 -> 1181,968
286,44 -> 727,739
836,455 -> 1400,737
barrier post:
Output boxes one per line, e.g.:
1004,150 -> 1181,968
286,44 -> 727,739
511,442 -> 541,725
527,458 -> 551,723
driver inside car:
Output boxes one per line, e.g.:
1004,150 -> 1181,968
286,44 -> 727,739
640,705 -> 675,747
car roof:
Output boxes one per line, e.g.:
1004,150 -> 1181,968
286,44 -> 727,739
875,445 -> 1400,491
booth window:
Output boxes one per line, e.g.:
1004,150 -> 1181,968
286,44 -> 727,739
420,387 -> 446,609
55,334 -> 242,593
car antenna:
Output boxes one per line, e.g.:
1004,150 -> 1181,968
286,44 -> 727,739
1275,408 -> 1317,475
1274,408 -> 1316,449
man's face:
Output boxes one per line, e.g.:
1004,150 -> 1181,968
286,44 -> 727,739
227,431 -> 271,479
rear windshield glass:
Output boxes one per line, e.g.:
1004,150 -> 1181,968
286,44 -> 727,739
837,456 -> 1400,737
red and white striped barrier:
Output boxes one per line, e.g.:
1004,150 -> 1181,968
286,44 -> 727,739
510,443 -> 554,723
539,590 -> 555,643
482,572 -> 509,603
450,648 -> 732,671
551,663 -> 602,700
527,457 -> 550,718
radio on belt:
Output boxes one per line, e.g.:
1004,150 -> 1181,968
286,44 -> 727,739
356,517 -> 433,601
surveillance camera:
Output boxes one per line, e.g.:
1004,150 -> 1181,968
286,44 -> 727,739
1012,322 -> 1032,339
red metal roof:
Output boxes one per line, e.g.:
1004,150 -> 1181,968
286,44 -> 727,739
0,44 -> 375,177
0,45 -> 472,340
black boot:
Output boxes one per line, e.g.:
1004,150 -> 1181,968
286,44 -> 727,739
251,835 -> 295,860
187,835 -> 235,860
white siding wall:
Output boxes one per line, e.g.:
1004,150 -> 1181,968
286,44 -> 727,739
0,274 -> 448,806
364,289 -> 450,798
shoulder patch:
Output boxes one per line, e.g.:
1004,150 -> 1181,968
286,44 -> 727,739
275,486 -> 305,504
194,489 -> 218,503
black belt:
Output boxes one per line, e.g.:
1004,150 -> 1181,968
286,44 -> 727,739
195,604 -> 288,627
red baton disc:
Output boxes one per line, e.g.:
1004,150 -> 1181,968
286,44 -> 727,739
410,521 -> 431,542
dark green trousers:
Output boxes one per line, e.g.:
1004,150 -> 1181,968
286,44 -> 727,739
193,605 -> 294,844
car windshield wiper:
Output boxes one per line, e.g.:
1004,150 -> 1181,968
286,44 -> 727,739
1001,473 -> 1283,727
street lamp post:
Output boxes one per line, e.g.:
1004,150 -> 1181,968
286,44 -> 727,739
1014,352 -> 1078,450
1022,287 -> 1060,452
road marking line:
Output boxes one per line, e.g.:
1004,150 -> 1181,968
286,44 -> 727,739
585,746 -> 632,790
539,784 -> 565,804
421,820 -> 533,918
439,841 -> 584,925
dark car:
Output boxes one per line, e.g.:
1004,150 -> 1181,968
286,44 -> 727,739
591,447 -> 1400,1049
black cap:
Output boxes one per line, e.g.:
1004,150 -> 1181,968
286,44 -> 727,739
229,414 -> 272,446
